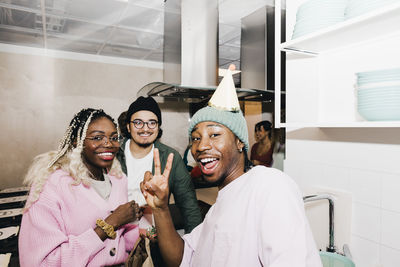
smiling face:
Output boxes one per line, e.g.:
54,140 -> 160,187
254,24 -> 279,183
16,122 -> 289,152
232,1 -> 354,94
127,110 -> 159,147
190,121 -> 245,188
82,117 -> 120,176
255,125 -> 269,142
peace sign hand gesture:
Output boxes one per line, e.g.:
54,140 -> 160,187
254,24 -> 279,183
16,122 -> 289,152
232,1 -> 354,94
140,148 -> 174,210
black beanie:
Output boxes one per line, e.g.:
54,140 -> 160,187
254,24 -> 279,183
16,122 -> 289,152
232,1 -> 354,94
126,96 -> 162,125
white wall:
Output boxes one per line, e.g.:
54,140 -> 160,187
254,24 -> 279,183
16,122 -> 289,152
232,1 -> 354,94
0,45 -> 190,189
285,130 -> 400,267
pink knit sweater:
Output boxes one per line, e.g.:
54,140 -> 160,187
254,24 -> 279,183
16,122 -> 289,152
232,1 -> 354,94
19,169 -> 139,267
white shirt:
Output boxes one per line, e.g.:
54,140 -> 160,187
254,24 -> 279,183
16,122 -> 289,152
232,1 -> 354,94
90,174 -> 112,200
125,139 -> 153,206
180,166 -> 322,267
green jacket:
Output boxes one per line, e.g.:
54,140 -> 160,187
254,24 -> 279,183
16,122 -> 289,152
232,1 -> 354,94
116,139 -> 202,233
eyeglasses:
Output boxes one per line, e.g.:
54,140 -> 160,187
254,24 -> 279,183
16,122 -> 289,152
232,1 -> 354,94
130,119 -> 158,129
85,135 -> 121,146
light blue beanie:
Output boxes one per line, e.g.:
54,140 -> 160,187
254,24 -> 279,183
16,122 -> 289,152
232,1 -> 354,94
188,106 -> 249,151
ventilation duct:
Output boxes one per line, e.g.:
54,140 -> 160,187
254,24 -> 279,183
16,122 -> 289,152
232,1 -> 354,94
137,0 -> 284,103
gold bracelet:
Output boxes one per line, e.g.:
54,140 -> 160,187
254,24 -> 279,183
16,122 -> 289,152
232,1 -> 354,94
96,219 -> 116,239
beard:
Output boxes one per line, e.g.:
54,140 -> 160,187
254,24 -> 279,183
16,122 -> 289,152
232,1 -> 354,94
131,131 -> 157,148
137,142 -> 153,148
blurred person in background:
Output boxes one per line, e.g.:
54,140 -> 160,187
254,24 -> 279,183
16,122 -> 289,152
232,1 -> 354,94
118,110 -> 130,139
250,120 -> 274,167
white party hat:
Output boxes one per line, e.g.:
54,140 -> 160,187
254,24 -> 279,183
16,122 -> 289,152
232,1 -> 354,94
208,64 -> 240,112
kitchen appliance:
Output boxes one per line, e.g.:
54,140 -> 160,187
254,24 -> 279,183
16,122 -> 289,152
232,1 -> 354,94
137,0 -> 285,104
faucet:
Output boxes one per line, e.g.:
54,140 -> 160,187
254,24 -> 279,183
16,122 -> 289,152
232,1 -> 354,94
303,194 -> 336,253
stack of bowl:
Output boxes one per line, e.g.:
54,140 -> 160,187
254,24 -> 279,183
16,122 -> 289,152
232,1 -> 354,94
292,0 -> 348,39
345,0 -> 398,19
356,68 -> 400,121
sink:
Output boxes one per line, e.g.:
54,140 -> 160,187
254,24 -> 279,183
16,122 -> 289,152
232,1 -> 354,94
320,251 -> 355,267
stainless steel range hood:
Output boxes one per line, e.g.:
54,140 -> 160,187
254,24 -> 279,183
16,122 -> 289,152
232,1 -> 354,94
137,82 -> 274,103
136,0 -> 282,103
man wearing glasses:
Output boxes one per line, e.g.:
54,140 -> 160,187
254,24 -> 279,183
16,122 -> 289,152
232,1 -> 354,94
116,96 -> 202,235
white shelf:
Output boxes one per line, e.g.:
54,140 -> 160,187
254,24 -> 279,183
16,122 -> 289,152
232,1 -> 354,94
281,2 -> 400,55
285,51 -> 316,60
281,121 -> 400,128
277,1 -> 400,128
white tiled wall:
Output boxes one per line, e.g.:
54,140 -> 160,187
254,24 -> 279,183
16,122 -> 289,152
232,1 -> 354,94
284,139 -> 400,267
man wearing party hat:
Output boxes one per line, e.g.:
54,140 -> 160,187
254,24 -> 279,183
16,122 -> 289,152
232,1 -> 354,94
140,65 -> 322,267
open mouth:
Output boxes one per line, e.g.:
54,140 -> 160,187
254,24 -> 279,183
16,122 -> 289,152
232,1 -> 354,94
198,157 -> 219,175
97,152 -> 115,161
138,132 -> 152,137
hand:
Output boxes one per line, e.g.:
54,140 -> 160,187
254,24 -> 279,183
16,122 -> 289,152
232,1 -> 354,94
140,148 -> 174,210
105,200 -> 143,229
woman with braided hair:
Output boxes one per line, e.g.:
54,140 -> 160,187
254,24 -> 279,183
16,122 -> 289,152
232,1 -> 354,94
19,108 -> 142,267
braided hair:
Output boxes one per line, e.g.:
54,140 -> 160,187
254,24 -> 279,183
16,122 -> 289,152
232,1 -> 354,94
23,108 -> 123,211
48,108 -> 118,167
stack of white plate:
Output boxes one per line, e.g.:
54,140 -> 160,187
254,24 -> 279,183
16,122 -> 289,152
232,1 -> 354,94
345,0 -> 398,19
356,68 -> 400,121
292,0 -> 348,39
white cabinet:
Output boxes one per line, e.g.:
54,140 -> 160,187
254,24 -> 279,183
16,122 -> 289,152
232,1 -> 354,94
275,1 -> 400,127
